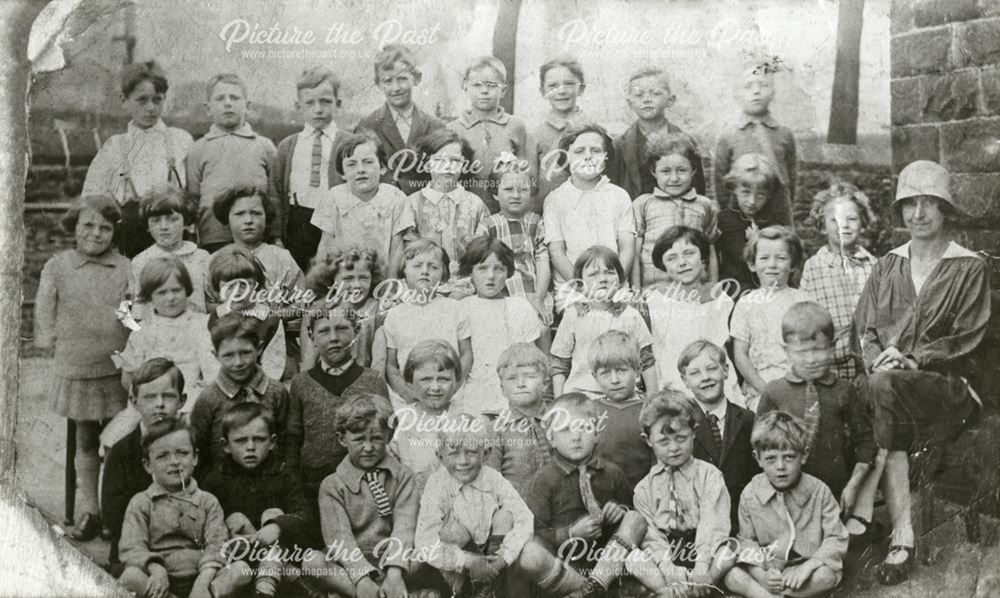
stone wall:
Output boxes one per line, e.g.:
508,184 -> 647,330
891,0 -> 1000,282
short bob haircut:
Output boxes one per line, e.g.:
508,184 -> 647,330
130,357 -> 185,399
742,224 -> 804,274
539,54 -> 586,89
205,73 -> 247,100
414,128 -> 475,181
458,236 -> 515,278
543,392 -> 601,434
651,226 -> 711,273
121,60 -> 169,97
807,182 -> 877,233
141,417 -> 196,459
486,155 -> 533,191
137,255 -> 194,303
588,329 -> 640,373
212,185 -> 274,227
403,339 -> 462,384
556,123 -> 615,171
335,393 -> 395,436
750,410 -> 809,455
573,245 -> 626,283
209,312 -> 262,352
496,342 -> 550,379
220,401 -> 275,440
62,195 -> 121,235
374,44 -> 421,82
676,339 -> 729,375
463,55 -> 507,84
638,389 -> 699,436
208,245 -> 266,293
643,131 -> 700,176
723,153 -> 784,214
781,301 -> 835,344
296,66 -> 341,99
335,132 -> 387,177
397,238 -> 451,283
140,188 -> 196,224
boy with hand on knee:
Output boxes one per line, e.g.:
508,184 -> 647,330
723,412 -> 847,598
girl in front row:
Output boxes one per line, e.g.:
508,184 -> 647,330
550,245 -> 656,397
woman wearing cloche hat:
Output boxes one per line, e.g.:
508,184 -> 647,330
853,160 -> 991,585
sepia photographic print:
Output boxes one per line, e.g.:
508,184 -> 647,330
2,0 -> 1000,596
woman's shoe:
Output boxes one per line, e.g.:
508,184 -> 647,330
876,544 -> 916,585
69,513 -> 101,541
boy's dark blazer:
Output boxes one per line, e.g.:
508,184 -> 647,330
609,120 -> 707,199
692,401 -> 758,528
355,103 -> 445,196
101,426 -> 151,565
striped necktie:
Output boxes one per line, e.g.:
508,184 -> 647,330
578,464 -> 603,519
665,468 -> 682,532
364,470 -> 392,517
803,382 -> 821,455
707,413 -> 723,456
310,129 -> 323,188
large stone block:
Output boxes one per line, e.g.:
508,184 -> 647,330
952,172 -> 1000,223
892,0 -> 916,35
924,70 -> 982,121
983,66 -> 1000,113
914,0 -> 982,28
892,77 -> 926,125
941,117 -> 1000,171
957,17 -> 1000,67
891,124 -> 941,170
892,27 -> 952,77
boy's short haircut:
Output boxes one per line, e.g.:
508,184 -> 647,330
209,312 -> 262,352
141,418 -> 196,459
589,330 -> 640,373
374,44 -> 420,81
297,66 -> 341,97
414,129 -> 475,181
781,301 -> 835,344
638,389 -> 698,436
496,342 -> 550,380
557,123 -> 615,171
543,392 -> 600,433
751,411 -> 809,454
403,339 -> 462,383
627,66 -> 671,93
397,238 -> 451,282
212,185 -> 274,227
306,246 -> 380,300
539,55 -> 585,89
458,236 -> 515,278
742,224 -> 804,272
807,182 -> 877,232
62,195 -> 122,235
140,188 -> 196,225
220,402 -> 275,440
307,299 -> 361,335
463,55 -> 507,84
436,413 -> 493,448
643,131 -> 700,175
208,245 -> 266,292
573,245 -> 625,283
138,255 -> 194,302
335,393 -> 395,436
334,132 -> 387,176
651,226 -> 711,273
131,357 -> 185,398
121,60 -> 169,97
206,73 -> 247,99
676,339 -> 728,375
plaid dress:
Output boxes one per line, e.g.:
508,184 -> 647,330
476,212 -> 548,296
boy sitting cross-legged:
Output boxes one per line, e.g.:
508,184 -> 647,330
201,402 -> 321,598
317,393 -> 441,598
521,393 -> 648,598
628,390 -> 734,597
118,419 -> 251,598
723,412 -> 847,598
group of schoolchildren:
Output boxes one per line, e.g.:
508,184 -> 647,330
31,42 -> 941,598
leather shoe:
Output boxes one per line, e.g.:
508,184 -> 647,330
70,513 -> 101,541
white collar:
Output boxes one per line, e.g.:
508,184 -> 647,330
422,186 -> 460,204
303,122 -> 338,138
701,400 -> 727,423
888,240 -> 978,260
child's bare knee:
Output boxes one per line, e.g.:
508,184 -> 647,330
615,510 -> 647,544
440,519 -> 472,546
809,566 -> 840,591
516,539 -> 553,577
260,508 -> 285,527
491,508 -> 514,535
118,566 -> 148,594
